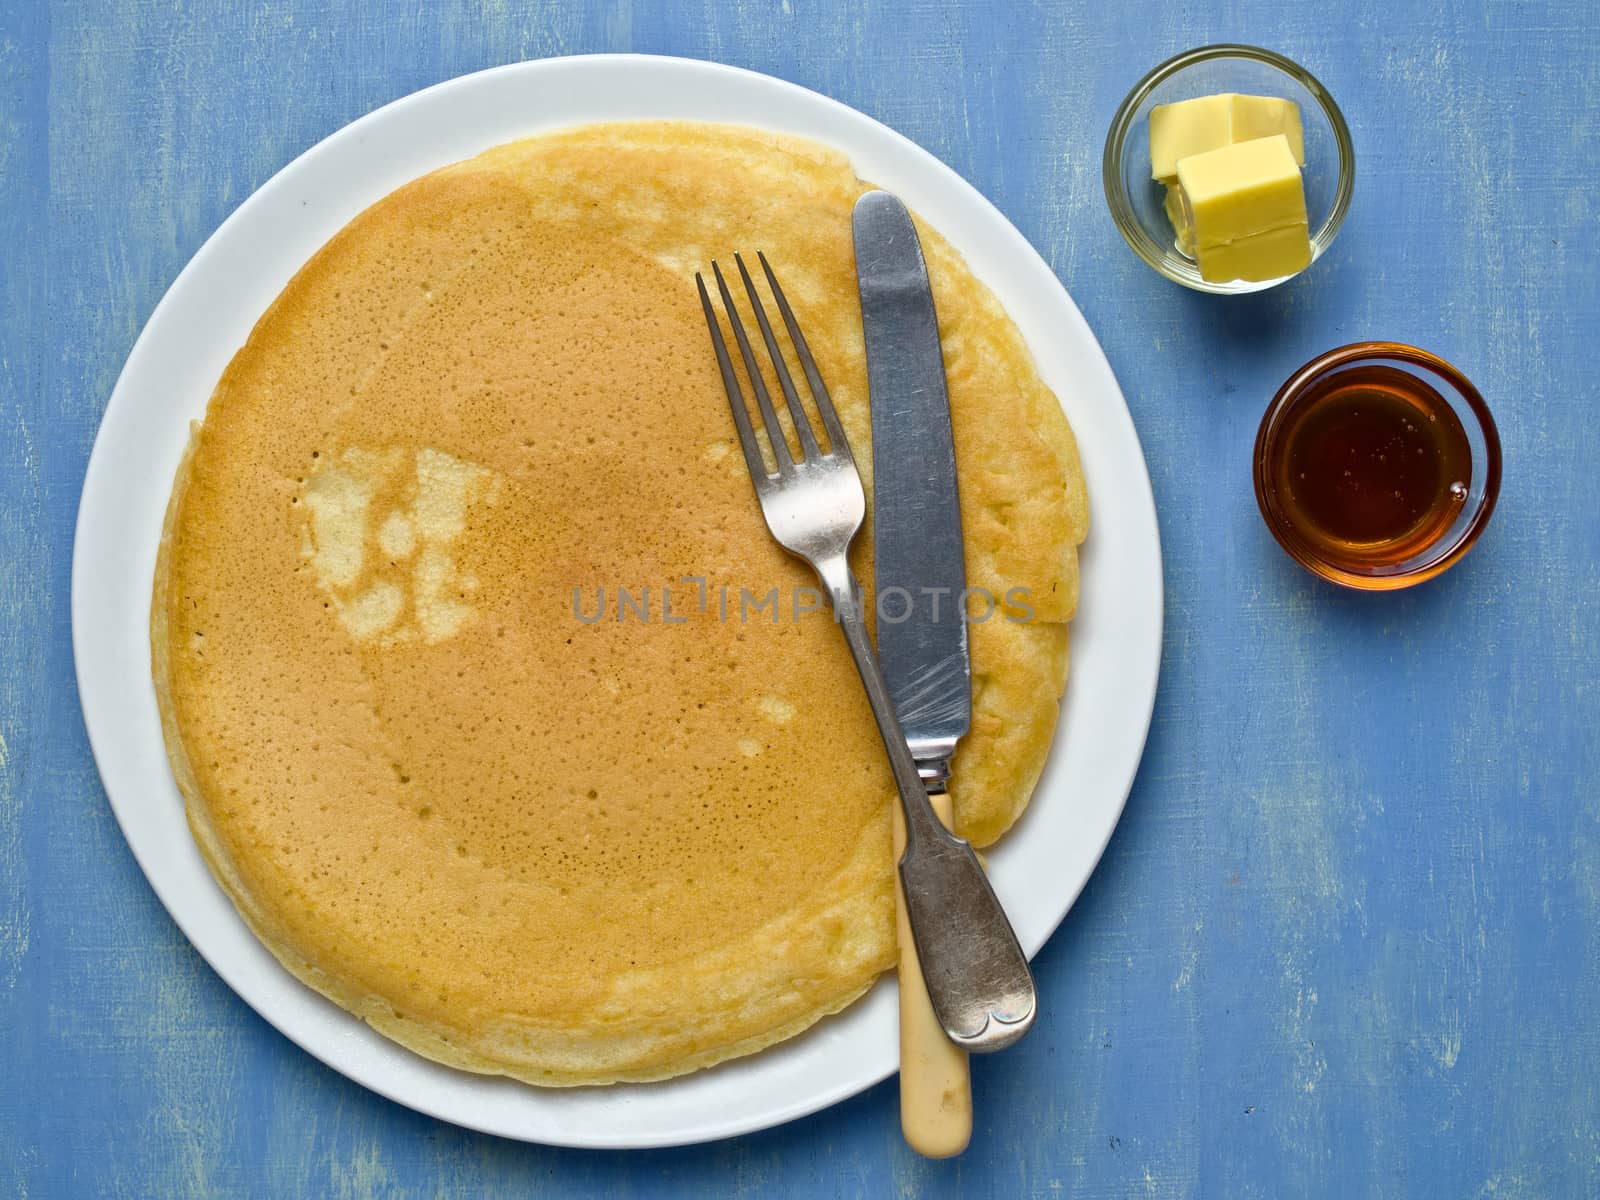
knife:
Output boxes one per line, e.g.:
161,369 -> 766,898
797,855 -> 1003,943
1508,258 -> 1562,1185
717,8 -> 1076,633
854,190 -> 1037,1153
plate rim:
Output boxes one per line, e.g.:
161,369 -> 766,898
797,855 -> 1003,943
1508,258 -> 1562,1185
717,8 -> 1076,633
71,52 -> 1163,1148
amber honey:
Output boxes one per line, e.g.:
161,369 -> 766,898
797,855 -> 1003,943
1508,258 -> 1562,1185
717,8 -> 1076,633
1254,343 -> 1501,590
1267,365 -> 1471,566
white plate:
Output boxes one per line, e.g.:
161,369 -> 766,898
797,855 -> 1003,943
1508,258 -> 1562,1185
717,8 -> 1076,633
72,54 -> 1162,1148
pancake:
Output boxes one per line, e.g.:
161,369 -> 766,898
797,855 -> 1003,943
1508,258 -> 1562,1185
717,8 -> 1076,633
152,122 -> 1088,1085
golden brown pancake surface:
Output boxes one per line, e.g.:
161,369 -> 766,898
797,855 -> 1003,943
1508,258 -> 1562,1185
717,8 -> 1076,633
153,122 -> 1088,1084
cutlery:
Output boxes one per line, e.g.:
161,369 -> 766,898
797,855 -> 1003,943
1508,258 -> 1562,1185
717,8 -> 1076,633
694,251 -> 1037,1064
854,188 -> 995,1157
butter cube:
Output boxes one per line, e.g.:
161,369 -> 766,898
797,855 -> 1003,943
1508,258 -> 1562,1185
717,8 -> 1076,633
1230,94 -> 1306,163
1149,94 -> 1235,182
1149,92 -> 1304,181
1175,133 -> 1311,283
1189,224 -> 1313,284
1163,184 -> 1195,256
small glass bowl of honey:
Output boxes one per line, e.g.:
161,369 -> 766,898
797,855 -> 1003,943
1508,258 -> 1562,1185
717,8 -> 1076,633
1254,342 -> 1501,590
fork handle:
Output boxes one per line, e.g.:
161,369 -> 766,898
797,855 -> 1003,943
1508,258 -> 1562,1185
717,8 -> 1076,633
815,557 -> 1037,1053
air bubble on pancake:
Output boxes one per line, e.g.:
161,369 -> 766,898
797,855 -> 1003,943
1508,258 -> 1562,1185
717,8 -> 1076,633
343,581 -> 404,638
702,440 -> 731,464
414,543 -> 474,642
300,445 -> 500,645
757,695 -> 795,725
303,464 -> 371,588
737,737 -> 763,757
378,511 -> 417,559
415,447 -> 494,542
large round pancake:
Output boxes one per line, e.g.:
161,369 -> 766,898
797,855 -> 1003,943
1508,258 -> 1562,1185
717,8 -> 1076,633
152,122 -> 1088,1085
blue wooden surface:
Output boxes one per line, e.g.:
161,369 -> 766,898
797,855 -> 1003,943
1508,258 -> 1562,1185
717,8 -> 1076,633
3,1 -> 1597,1195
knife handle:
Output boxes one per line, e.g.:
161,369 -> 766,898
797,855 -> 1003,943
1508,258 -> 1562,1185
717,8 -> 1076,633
893,792 -> 973,1158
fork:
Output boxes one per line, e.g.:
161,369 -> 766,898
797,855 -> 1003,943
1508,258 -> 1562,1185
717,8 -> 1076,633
696,253 -> 1036,1053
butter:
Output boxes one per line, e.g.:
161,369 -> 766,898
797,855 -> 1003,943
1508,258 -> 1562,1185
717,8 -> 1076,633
1230,94 -> 1306,163
1148,92 -> 1304,182
1188,223 -> 1312,284
1149,94 -> 1234,182
1174,133 -> 1311,283
1163,184 -> 1195,256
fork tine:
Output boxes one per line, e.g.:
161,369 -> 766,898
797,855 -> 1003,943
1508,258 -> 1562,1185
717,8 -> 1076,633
757,250 -> 850,458
711,260 -> 792,472
734,253 -> 821,461
696,272 -> 772,486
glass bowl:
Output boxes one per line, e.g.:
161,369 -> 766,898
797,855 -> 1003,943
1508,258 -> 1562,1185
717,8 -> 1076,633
1103,44 -> 1355,294
1253,342 -> 1502,590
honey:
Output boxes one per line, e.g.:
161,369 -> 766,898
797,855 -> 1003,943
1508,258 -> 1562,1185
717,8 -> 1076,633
1254,343 -> 1501,590
1266,364 -> 1471,566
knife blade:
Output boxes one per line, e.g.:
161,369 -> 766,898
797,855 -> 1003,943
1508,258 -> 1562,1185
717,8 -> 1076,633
854,189 -> 971,788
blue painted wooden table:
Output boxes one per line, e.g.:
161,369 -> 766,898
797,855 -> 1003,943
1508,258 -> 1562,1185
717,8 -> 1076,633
4,1 -> 1596,1195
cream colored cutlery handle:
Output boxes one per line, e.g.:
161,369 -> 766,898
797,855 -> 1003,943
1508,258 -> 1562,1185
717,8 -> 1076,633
893,793 -> 973,1158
